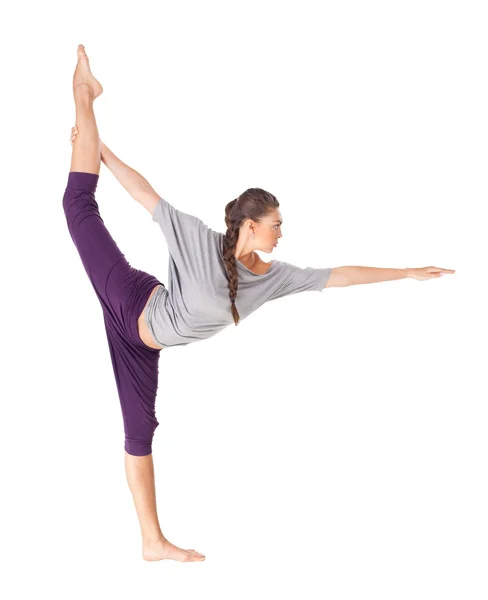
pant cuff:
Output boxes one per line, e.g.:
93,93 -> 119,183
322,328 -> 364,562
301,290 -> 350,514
125,438 -> 153,456
67,171 -> 99,194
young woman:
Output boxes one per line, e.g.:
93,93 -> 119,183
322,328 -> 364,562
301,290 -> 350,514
64,45 -> 455,563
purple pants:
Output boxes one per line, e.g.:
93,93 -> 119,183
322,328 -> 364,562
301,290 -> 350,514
63,171 -> 163,456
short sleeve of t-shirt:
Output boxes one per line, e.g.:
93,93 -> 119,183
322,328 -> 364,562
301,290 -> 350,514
267,261 -> 332,301
152,197 -> 215,281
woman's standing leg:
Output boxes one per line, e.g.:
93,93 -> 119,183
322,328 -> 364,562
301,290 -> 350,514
67,45 -> 204,562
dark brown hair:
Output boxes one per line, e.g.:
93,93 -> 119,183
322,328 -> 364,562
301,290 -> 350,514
222,187 -> 280,326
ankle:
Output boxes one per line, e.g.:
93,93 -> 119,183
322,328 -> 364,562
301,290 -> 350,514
74,83 -> 94,101
142,531 -> 166,545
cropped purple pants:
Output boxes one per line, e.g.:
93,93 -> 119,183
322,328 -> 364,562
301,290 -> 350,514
62,171 -> 163,456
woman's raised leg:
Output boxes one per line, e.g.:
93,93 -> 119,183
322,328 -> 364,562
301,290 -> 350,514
70,45 -> 103,174
67,45 -> 205,563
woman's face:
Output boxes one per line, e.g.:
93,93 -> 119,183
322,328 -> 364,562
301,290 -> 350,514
253,208 -> 283,253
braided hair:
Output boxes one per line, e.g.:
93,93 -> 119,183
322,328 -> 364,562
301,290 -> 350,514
222,187 -> 280,325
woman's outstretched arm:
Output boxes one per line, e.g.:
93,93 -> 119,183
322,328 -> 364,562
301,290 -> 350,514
99,140 -> 161,216
327,265 -> 455,287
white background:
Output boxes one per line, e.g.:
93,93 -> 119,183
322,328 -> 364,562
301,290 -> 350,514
1,1 -> 486,598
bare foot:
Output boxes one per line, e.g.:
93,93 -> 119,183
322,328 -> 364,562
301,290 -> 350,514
142,536 -> 206,562
73,44 -> 103,99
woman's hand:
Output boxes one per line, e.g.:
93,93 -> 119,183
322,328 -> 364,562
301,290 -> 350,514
408,266 -> 455,281
70,125 -> 79,144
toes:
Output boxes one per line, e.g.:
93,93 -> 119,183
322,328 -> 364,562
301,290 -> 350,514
77,45 -> 89,60
190,550 -> 205,559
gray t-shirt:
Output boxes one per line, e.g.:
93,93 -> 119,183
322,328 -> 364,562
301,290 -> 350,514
144,197 -> 332,348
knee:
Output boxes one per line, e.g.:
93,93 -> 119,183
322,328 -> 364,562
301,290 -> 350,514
62,187 -> 84,228
62,187 -> 75,220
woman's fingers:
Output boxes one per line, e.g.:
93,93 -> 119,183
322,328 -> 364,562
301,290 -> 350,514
410,267 -> 455,281
70,125 -> 79,143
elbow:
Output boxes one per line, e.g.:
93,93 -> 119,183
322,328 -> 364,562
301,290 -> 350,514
326,268 -> 351,288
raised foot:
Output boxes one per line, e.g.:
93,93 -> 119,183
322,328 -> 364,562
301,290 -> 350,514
142,536 -> 206,562
73,44 -> 103,100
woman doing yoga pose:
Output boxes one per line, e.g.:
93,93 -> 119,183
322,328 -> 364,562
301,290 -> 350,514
64,45 -> 455,563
